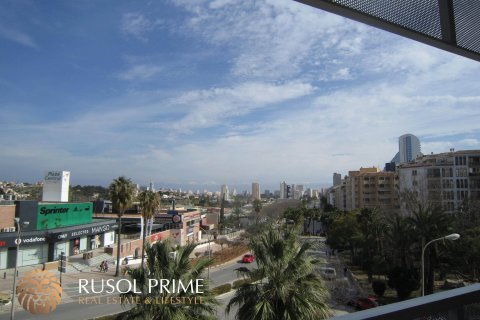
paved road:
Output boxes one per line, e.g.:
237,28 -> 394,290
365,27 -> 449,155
0,257 -> 251,320
0,297 -> 132,320
0,238 -> 352,320
216,290 -> 237,320
215,237 -> 354,320
209,259 -> 256,287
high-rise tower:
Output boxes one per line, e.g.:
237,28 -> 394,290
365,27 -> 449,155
280,181 -> 287,199
221,184 -> 230,201
252,182 -> 260,200
391,134 -> 423,164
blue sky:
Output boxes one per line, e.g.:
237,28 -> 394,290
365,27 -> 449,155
1,0 -> 479,191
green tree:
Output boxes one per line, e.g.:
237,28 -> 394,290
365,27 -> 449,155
319,209 -> 343,234
327,212 -> 362,263
109,176 -> 135,277
283,207 -> 304,227
387,266 -> 420,300
302,207 -> 312,235
356,208 -> 387,280
119,241 -> 217,319
407,203 -> 454,295
320,196 -> 334,213
227,227 -> 330,320
252,199 -> 263,224
384,213 -> 414,269
231,197 -> 243,228
455,226 -> 480,281
310,207 -> 322,235
448,200 -> 480,280
218,193 -> 227,232
138,190 -> 160,271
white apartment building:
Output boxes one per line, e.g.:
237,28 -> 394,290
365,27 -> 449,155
221,184 -> 230,201
391,134 -> 423,164
398,149 -> 480,213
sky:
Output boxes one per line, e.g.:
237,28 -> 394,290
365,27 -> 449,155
1,0 -> 479,192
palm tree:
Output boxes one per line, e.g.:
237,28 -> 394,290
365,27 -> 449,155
109,176 -> 135,277
119,241 -> 217,319
407,202 -> 454,294
385,213 -> 414,269
312,207 -> 322,235
232,197 -> 243,228
227,227 -> 330,320
252,199 -> 262,224
138,190 -> 160,271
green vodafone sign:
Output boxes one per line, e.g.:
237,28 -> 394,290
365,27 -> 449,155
37,202 -> 93,230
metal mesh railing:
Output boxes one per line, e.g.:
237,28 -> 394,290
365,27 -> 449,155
453,0 -> 480,53
465,302 -> 480,320
332,0 -> 442,39
297,0 -> 480,60
415,313 -> 448,320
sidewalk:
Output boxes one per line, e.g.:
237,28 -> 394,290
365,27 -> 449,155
0,253 -> 119,315
0,234 -> 245,316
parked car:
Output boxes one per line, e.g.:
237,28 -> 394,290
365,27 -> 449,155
242,254 -> 255,263
354,296 -> 379,310
319,267 -> 337,280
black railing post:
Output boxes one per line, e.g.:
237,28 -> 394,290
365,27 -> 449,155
438,0 -> 457,45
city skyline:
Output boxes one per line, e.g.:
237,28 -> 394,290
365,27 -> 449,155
0,178 -> 325,197
1,0 -> 479,187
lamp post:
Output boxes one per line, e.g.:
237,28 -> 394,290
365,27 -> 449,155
10,218 -> 29,320
200,226 -> 212,280
421,233 -> 460,296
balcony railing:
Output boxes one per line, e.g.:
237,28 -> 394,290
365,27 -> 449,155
331,284 -> 480,320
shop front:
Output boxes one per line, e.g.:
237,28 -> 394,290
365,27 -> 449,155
0,234 -> 49,268
0,219 -> 118,269
47,220 -> 118,260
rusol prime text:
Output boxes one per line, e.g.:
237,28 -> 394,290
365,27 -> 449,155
78,278 -> 205,294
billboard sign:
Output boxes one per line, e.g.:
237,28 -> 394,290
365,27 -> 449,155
52,221 -> 117,241
42,171 -> 70,202
154,214 -> 183,224
37,203 -> 93,230
44,171 -> 62,183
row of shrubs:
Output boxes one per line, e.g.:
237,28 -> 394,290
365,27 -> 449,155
212,283 -> 232,295
212,275 -> 265,296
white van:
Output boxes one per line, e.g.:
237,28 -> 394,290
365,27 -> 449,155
319,267 -> 337,280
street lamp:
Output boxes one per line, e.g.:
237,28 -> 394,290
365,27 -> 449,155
10,218 -> 29,320
421,233 -> 460,296
200,227 -> 212,280
200,226 -> 212,280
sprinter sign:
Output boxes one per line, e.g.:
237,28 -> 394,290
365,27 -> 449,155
37,202 -> 93,230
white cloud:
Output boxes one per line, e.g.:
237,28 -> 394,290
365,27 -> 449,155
117,64 -> 162,81
172,0 -> 373,80
459,139 -> 480,147
121,12 -> 162,41
209,0 -> 236,10
332,67 -> 352,80
0,25 -> 37,48
166,81 -> 315,132
2,0 -> 480,187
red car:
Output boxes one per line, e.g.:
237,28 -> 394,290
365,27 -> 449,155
355,297 -> 378,310
242,254 -> 254,263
